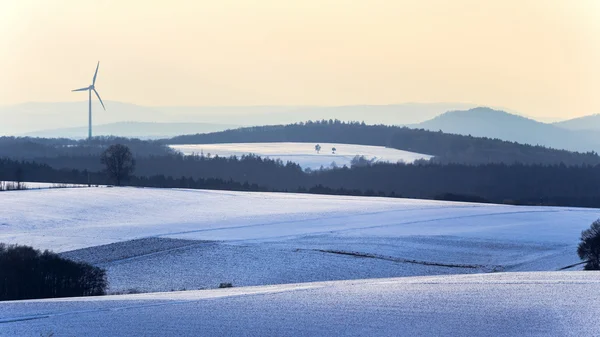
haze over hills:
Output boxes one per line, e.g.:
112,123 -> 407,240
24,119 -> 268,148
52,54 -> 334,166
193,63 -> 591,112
1,101 -> 478,137
553,114 -> 600,132
415,107 -> 600,153
23,122 -> 241,140
1,101 -> 169,136
159,102 -> 481,126
4,101 -> 600,152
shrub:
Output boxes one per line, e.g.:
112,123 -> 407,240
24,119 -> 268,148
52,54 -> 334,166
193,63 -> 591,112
577,220 -> 600,270
0,244 -> 108,301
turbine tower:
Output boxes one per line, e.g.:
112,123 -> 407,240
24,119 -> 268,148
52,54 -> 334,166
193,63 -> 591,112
72,62 -> 105,140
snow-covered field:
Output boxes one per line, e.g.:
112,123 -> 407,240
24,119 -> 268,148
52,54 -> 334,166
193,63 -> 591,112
170,142 -> 433,169
1,187 -> 599,335
2,272 -> 599,337
0,187 -> 596,293
0,181 -> 89,190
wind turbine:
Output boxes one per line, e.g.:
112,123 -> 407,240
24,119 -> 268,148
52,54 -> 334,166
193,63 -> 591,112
72,62 -> 105,140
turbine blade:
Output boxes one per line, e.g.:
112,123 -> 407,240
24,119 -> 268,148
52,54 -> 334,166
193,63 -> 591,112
93,88 -> 106,110
72,86 -> 90,92
92,61 -> 100,85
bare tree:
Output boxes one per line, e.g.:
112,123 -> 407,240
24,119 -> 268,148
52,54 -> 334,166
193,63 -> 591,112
100,144 -> 135,186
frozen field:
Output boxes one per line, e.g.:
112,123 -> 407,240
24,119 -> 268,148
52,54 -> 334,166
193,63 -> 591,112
0,187 -> 596,294
1,187 -> 599,335
2,272 -> 599,337
170,142 -> 433,169
0,181 -> 89,190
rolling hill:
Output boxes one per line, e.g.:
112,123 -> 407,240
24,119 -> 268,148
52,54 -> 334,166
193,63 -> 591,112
24,122 -> 240,139
165,120 -> 600,165
2,272 -> 598,337
0,102 -> 477,136
554,114 -> 600,131
415,107 -> 600,152
1,186 -> 599,336
170,142 -> 433,170
0,187 -> 594,290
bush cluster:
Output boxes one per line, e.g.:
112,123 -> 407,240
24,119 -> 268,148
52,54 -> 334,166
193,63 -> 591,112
0,244 -> 107,301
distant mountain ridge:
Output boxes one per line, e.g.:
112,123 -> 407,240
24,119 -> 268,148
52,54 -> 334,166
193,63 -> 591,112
553,114 -> 600,131
415,107 -> 600,153
0,101 -> 479,136
23,122 -> 240,140
4,101 -> 599,150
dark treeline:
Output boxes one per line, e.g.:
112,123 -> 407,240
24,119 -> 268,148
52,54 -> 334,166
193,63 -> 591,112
167,120 -> 600,165
0,244 -> 107,301
0,157 -> 269,192
4,121 -> 600,167
36,154 -> 306,188
309,162 -> 600,206
5,156 -> 600,208
0,136 -> 175,159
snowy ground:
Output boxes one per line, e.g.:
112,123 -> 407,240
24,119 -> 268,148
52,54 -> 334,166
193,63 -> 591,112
169,142 -> 433,169
0,181 -> 90,190
2,272 -> 599,337
62,237 -> 481,293
1,187 -> 599,335
0,187 -> 596,294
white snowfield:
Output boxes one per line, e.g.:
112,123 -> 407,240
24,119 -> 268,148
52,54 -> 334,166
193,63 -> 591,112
2,272 -> 599,337
0,187 -> 597,291
0,181 -> 90,190
1,187 -> 599,336
169,142 -> 433,169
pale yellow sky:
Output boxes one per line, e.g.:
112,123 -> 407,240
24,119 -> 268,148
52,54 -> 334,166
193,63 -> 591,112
0,0 -> 598,119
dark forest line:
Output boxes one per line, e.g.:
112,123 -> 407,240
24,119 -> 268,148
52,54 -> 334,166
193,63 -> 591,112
166,120 -> 600,165
0,136 -> 175,159
3,120 -> 600,167
4,155 -> 600,208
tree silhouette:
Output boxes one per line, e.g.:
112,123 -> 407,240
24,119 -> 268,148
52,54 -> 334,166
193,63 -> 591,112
315,144 -> 321,154
578,220 -> 600,270
100,144 -> 135,186
0,244 -> 107,300
332,147 -> 337,154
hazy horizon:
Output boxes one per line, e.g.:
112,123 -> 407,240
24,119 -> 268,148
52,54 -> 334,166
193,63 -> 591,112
0,100 -> 568,124
2,1 -> 599,120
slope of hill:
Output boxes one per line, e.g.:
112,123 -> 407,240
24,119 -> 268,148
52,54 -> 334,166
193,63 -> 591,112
23,122 -> 240,139
0,102 -> 477,136
166,120 -> 600,165
554,114 -> 600,131
0,187 -> 595,293
0,101 -> 169,135
1,187 -> 599,336
170,142 -> 433,169
2,272 -> 598,337
160,102 -> 480,126
415,107 -> 600,152
7,155 -> 600,208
